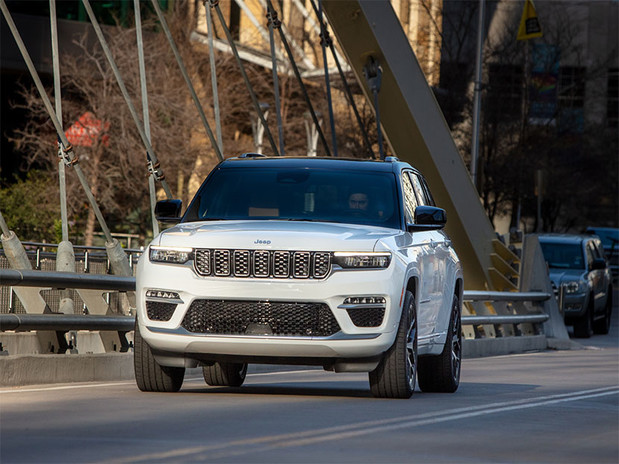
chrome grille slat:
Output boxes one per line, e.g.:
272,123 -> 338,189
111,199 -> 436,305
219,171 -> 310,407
193,249 -> 330,279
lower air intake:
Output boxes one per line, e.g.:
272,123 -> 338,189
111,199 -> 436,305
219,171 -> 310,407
181,299 -> 340,337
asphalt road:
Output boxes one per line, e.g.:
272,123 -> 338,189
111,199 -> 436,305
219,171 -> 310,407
1,298 -> 617,464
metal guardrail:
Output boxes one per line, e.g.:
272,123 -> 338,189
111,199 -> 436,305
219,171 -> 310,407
0,269 -> 135,291
0,314 -> 134,332
0,270 -> 553,333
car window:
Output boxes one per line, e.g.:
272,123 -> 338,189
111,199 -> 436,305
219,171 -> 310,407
539,242 -> 585,270
401,172 -> 419,223
585,241 -> 595,269
183,167 -> 400,229
410,172 -> 435,206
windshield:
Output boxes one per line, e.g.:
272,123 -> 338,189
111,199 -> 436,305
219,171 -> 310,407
539,242 -> 585,270
183,167 -> 400,229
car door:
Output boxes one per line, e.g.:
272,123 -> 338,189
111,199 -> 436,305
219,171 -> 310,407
588,239 -> 608,312
409,171 -> 454,334
400,170 -> 436,339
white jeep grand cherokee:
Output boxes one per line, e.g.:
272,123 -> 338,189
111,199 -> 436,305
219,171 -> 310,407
135,155 -> 463,398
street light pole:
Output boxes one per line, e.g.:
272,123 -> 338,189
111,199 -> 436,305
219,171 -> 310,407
471,0 -> 485,189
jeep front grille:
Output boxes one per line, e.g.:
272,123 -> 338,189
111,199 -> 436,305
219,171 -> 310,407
181,299 -> 341,337
194,249 -> 331,279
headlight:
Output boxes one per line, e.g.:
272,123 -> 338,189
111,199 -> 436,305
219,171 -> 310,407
333,252 -> 391,269
563,281 -> 585,294
149,246 -> 193,264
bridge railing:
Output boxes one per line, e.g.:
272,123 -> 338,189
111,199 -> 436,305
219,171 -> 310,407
0,242 -> 143,315
0,268 -> 554,355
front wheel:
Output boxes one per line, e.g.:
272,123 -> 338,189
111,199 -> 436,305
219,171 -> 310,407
369,290 -> 417,399
418,293 -> 462,393
593,288 -> 613,335
134,321 -> 185,392
203,362 -> 248,387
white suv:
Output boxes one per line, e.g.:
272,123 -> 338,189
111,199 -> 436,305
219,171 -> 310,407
135,155 -> 463,398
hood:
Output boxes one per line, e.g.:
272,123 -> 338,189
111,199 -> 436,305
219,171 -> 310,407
153,220 -> 399,251
548,268 -> 586,285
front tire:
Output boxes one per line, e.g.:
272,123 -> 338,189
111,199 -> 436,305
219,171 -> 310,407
418,293 -> 462,393
134,321 -> 185,392
593,288 -> 613,335
203,362 -> 248,387
369,290 -> 417,399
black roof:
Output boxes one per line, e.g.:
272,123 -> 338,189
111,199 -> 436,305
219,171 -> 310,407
218,155 -> 414,174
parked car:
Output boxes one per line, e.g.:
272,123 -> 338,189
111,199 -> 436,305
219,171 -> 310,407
135,155 -> 463,398
538,234 -> 613,338
585,227 -> 618,281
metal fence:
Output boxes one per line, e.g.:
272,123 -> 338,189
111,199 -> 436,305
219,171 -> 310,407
0,242 -> 142,315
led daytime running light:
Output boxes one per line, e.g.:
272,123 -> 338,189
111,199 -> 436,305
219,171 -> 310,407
333,252 -> 391,269
149,246 -> 193,264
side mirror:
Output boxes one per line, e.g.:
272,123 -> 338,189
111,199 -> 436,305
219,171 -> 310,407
591,257 -> 606,271
155,199 -> 182,224
407,206 -> 447,231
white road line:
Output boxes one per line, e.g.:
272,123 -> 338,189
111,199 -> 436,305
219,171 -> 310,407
0,369 -> 319,394
104,386 -> 619,463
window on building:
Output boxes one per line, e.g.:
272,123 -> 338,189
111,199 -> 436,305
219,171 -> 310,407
608,68 -> 618,128
558,66 -> 586,109
487,64 -> 523,117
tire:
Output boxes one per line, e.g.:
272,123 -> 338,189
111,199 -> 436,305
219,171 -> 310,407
203,362 -> 248,387
369,290 -> 417,399
134,321 -> 185,392
418,293 -> 462,393
573,300 -> 593,338
593,288 -> 613,335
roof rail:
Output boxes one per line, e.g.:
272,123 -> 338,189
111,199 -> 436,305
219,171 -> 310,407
384,156 -> 399,162
238,153 -> 267,158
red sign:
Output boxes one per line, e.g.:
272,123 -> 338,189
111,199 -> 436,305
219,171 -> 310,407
65,112 -> 110,147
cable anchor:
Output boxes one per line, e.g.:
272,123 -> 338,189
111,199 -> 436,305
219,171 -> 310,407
266,9 -> 281,29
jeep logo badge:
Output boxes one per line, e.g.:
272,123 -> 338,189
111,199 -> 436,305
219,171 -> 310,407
254,239 -> 271,245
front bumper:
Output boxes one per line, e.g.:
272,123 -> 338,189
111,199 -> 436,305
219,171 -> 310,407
136,259 -> 403,367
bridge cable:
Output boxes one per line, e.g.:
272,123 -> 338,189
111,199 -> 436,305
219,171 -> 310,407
133,0 -> 159,237
308,0 -> 375,159
316,0 -> 337,157
264,0 -> 331,157
0,0 -> 115,244
208,0 -> 280,157
150,0 -> 224,162
204,2 -> 224,153
363,56 -> 386,160
266,4 -> 285,156
80,0 -> 173,199
49,0 -> 70,242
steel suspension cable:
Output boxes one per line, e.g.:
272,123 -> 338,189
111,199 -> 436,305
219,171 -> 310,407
49,0 -> 69,241
0,0 -> 114,243
80,0 -> 173,199
150,0 -> 224,162
266,5 -> 284,156
133,0 -> 159,237
308,0 -> 374,158
265,0 -> 331,157
204,2 -> 223,153
316,0 -> 337,157
208,0 -> 279,156
363,57 -> 386,160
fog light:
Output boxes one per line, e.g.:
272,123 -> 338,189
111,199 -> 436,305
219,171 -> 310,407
343,296 -> 386,305
146,290 -> 181,300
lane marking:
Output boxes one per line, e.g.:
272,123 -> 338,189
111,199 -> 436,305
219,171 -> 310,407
0,369 -> 320,394
101,386 -> 619,463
